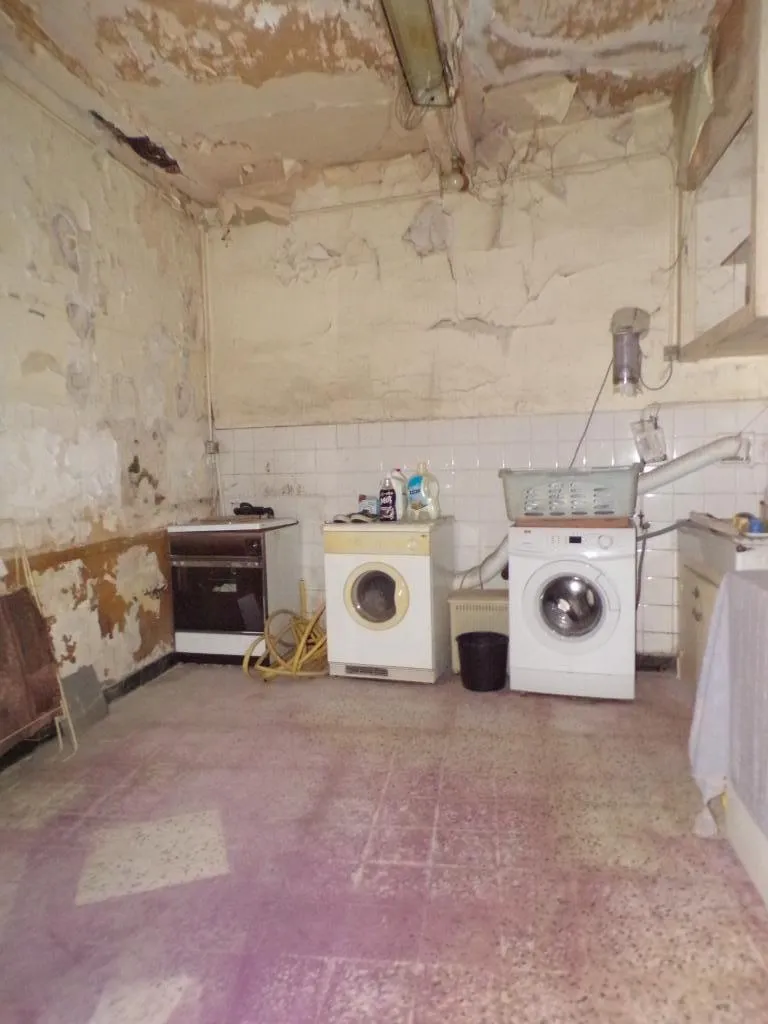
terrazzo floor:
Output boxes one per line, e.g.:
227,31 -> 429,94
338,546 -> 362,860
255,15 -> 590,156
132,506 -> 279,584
1,666 -> 767,1023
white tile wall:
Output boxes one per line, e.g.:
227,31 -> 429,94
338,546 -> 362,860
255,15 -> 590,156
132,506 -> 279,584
216,401 -> 768,655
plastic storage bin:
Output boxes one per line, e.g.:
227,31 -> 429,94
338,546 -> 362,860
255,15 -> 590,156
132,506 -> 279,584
498,465 -> 640,520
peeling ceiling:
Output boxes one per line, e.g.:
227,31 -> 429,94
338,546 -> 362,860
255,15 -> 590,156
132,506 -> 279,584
0,0 -> 727,208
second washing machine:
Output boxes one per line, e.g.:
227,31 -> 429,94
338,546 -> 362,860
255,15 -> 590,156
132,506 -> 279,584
507,524 -> 636,700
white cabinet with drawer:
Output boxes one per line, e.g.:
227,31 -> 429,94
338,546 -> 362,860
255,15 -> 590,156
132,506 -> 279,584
678,564 -> 720,689
678,518 -> 768,688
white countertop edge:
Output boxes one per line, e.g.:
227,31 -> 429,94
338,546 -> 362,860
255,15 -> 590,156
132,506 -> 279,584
167,518 -> 298,534
323,517 -> 454,532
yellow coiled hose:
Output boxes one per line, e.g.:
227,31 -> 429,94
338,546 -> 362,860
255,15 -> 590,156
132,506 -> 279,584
242,580 -> 327,681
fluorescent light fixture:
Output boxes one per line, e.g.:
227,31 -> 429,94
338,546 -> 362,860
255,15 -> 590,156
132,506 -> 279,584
380,0 -> 452,107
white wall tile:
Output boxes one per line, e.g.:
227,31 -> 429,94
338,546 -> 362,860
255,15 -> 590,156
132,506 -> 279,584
273,426 -> 295,450
478,444 -> 505,471
234,449 -> 254,474
556,414 -> 585,441
294,450 -> 317,473
613,437 -> 639,466
382,421 -> 406,445
478,418 -> 507,444
430,445 -> 455,473
232,429 -> 253,452
531,415 -> 558,441
216,429 -> 234,453
672,404 -> 706,437
530,440 -> 558,467
503,442 -> 531,470
404,420 -> 429,446
451,418 -> 478,444
586,412 -> 614,440
453,444 -> 480,470
639,492 -> 674,524
505,416 -> 531,443
705,402 -> 741,436
336,423 -> 359,448
314,425 -> 337,449
584,439 -> 614,468
359,422 -> 382,447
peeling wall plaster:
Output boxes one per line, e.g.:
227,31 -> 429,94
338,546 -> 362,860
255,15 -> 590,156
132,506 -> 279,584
209,103 -> 768,429
1,82 -> 213,682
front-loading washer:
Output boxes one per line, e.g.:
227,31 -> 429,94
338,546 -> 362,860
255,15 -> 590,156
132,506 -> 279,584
323,519 -> 454,683
507,525 -> 636,699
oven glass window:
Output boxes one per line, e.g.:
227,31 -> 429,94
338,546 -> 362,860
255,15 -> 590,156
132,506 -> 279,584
172,565 -> 264,633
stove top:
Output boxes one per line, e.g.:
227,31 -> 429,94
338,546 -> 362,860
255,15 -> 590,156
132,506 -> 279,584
167,516 -> 298,534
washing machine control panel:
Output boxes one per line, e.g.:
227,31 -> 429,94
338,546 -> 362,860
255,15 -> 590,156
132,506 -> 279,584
511,526 -> 635,554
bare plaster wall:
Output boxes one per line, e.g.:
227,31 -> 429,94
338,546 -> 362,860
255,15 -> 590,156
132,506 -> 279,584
0,82 -> 213,683
209,103 -> 768,430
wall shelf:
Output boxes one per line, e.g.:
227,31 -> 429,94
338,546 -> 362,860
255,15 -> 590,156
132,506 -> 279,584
676,0 -> 768,362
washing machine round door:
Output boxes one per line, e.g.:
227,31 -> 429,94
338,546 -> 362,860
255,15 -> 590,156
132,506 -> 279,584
540,574 -> 604,638
344,562 -> 410,631
523,560 -> 620,653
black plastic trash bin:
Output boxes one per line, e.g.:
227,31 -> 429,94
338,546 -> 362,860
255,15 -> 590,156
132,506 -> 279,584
457,631 -> 508,692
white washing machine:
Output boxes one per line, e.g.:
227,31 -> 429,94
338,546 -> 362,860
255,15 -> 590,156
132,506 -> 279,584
323,519 -> 454,683
507,525 -> 636,700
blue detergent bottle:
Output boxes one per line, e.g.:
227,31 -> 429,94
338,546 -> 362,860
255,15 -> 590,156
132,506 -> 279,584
407,461 -> 441,522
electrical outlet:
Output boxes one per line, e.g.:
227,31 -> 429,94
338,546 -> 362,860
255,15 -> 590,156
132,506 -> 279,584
663,345 -> 680,362
204,439 -> 220,456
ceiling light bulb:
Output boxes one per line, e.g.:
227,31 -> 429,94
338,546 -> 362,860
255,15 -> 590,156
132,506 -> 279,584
441,167 -> 467,192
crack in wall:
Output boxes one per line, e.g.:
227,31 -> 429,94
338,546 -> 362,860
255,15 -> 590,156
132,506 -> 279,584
429,315 -> 515,342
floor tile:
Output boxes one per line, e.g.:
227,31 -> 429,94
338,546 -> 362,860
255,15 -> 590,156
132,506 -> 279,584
413,964 -> 501,1024
319,960 -> 418,1024
232,953 -> 332,1024
76,810 -> 230,904
420,899 -> 503,967
367,826 -> 433,864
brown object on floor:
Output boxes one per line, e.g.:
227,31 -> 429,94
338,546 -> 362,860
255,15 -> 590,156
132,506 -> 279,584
513,516 -> 634,529
0,588 -> 61,757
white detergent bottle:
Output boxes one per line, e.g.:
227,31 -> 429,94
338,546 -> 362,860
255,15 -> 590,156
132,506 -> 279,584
407,461 -> 441,521
391,469 -> 408,522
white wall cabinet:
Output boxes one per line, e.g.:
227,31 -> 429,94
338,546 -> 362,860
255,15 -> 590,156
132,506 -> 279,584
677,0 -> 768,362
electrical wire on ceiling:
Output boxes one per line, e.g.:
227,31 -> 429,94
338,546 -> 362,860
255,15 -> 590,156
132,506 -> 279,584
569,360 -> 613,468
394,78 -> 427,131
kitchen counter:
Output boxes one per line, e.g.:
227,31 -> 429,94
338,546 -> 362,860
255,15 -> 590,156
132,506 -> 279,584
679,514 -> 768,580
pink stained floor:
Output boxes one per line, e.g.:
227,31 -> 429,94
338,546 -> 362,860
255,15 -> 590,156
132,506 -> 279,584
1,668 -> 767,1023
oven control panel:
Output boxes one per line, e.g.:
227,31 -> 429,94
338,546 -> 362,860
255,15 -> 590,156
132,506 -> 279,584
169,531 -> 264,564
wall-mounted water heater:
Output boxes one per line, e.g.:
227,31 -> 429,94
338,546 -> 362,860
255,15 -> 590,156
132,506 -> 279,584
611,307 -> 650,397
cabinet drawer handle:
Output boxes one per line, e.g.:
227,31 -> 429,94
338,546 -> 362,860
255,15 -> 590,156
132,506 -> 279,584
692,608 -> 703,622
693,586 -> 701,599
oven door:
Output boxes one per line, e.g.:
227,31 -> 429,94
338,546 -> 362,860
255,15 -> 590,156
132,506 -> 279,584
171,559 -> 266,634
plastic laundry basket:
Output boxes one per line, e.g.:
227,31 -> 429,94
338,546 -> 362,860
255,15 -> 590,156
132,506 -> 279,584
457,631 -> 508,692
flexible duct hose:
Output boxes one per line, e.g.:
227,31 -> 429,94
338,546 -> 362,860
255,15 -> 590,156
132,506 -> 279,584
453,536 -> 508,590
242,581 -> 328,681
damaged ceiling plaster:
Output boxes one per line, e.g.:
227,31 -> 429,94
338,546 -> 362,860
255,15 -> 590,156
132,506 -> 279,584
0,0 -> 727,213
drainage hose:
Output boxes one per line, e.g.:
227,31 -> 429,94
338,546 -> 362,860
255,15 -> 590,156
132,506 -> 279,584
242,581 -> 327,681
